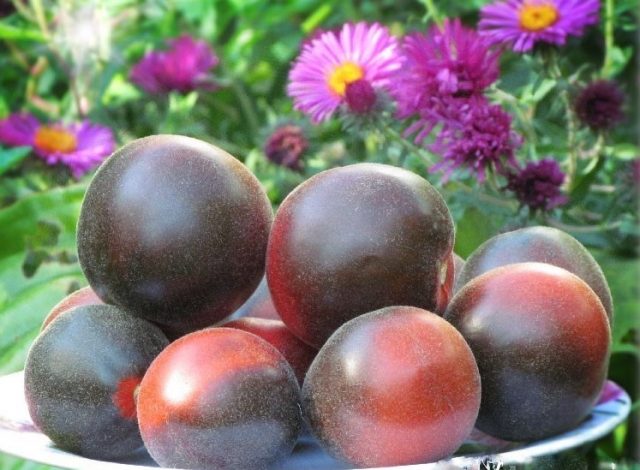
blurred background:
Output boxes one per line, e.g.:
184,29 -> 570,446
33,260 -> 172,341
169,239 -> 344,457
0,0 -> 637,468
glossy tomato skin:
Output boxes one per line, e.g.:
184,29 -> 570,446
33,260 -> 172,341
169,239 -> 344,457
220,317 -> 317,384
24,305 -> 168,459
40,286 -> 103,331
267,163 -> 454,348
137,328 -> 302,469
77,135 -> 273,335
303,306 -> 480,467
455,226 -> 613,321
446,262 -> 610,441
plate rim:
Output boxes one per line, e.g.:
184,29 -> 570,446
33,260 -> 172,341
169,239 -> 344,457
0,371 -> 631,470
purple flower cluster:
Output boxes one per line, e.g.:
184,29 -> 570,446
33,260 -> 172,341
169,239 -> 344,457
130,35 -> 219,95
285,4 -> 600,192
0,113 -> 115,178
431,101 -> 522,181
287,19 -> 519,180
394,19 -> 520,180
506,158 -> 567,211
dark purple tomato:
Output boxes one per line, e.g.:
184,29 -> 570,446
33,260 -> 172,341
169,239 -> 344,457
228,276 -> 280,320
40,286 -> 103,331
24,304 -> 168,459
220,317 -> 317,384
267,163 -> 454,348
137,328 -> 302,469
303,306 -> 481,467
77,135 -> 273,335
455,226 -> 613,321
446,262 -> 610,441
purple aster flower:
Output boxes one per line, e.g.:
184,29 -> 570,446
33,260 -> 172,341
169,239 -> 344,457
0,113 -> 115,178
479,0 -> 600,53
506,158 -> 568,211
264,125 -> 308,171
574,80 -> 625,131
393,19 -> 500,120
130,35 -> 219,95
287,22 -> 403,123
430,100 -> 521,181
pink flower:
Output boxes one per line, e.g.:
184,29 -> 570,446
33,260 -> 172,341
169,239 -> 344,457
287,22 -> 403,123
0,113 -> 115,178
130,35 -> 219,94
479,0 -> 600,52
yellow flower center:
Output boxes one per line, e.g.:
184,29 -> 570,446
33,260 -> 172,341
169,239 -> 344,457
34,126 -> 78,154
328,62 -> 364,97
519,3 -> 559,32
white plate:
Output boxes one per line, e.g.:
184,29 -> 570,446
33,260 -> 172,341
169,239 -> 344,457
0,372 -> 630,469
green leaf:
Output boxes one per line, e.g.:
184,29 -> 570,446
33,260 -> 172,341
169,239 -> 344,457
568,156 -> 605,206
0,254 -> 85,375
0,22 -> 44,42
0,185 -> 87,374
592,251 -> 640,345
302,4 -> 332,33
0,453 -> 64,470
608,143 -> 640,161
0,184 -> 85,259
607,45 -> 633,77
25,220 -> 61,249
454,207 -> 502,258
0,147 -> 31,176
521,78 -> 556,105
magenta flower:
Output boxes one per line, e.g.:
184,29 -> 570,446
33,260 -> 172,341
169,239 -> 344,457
264,125 -> 308,171
430,99 -> 521,181
479,0 -> 600,53
287,22 -> 403,123
506,158 -> 568,211
0,113 -> 115,178
130,35 -> 219,94
393,19 -> 500,120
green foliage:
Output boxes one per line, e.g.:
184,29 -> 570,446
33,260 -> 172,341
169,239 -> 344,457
0,147 -> 31,176
0,185 -> 86,376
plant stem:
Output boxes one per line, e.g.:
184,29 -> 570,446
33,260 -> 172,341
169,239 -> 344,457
29,0 -> 50,40
11,0 -> 35,20
3,40 -> 30,69
547,51 -> 579,188
490,88 -> 537,154
379,124 -> 435,166
419,0 -> 443,25
581,133 -> 605,160
220,63 -> 260,143
601,0 -> 616,78
446,180 -> 516,210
